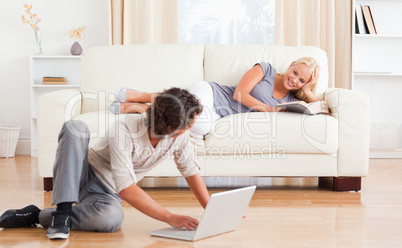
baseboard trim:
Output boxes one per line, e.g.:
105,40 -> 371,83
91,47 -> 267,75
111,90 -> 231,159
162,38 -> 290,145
370,150 -> 402,158
15,138 -> 31,156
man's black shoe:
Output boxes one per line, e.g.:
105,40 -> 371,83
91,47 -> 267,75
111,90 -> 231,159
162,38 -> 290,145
0,205 -> 41,228
46,211 -> 72,240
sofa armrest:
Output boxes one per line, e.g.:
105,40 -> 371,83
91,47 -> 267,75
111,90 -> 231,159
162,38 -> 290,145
37,89 -> 82,177
324,88 -> 370,177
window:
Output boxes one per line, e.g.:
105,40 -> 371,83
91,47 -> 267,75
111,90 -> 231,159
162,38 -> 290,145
179,0 -> 275,44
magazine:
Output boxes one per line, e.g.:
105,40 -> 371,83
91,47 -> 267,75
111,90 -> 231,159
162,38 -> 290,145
277,101 -> 329,115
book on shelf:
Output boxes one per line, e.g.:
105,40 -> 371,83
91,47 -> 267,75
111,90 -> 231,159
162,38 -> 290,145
42,77 -> 68,85
361,5 -> 377,34
355,4 -> 368,34
277,101 -> 329,115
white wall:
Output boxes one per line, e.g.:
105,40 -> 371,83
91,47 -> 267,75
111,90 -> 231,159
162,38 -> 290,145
0,0 -> 110,155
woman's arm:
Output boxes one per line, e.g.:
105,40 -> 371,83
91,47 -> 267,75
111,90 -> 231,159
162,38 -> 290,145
233,64 -> 277,112
302,89 -> 320,103
302,67 -> 320,103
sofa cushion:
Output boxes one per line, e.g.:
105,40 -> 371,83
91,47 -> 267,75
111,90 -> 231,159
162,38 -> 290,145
204,112 -> 338,155
80,44 -> 205,114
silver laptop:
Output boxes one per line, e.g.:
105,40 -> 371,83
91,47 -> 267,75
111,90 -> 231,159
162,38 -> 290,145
150,185 -> 256,241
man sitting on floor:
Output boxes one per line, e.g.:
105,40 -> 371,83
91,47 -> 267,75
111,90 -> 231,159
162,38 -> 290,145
0,87 -> 210,240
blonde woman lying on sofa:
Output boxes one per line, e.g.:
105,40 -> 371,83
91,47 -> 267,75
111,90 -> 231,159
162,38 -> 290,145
109,57 -> 321,136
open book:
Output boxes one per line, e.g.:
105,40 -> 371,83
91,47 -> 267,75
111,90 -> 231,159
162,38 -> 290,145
277,101 -> 329,115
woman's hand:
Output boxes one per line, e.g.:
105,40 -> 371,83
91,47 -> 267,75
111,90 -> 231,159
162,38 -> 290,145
302,66 -> 319,93
272,102 -> 287,112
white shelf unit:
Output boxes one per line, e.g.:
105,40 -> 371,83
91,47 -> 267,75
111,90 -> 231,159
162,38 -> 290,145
30,55 -> 81,157
352,0 -> 402,158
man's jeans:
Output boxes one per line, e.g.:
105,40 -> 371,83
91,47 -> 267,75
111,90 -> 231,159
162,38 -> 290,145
39,120 -> 124,232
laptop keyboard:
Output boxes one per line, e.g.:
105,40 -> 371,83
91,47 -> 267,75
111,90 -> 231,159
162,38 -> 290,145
171,228 -> 196,237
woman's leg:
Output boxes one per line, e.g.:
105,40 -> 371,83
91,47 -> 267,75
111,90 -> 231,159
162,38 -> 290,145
120,102 -> 149,113
109,101 -> 150,114
110,87 -> 159,114
115,87 -> 159,103
125,90 -> 158,103
187,81 -> 221,136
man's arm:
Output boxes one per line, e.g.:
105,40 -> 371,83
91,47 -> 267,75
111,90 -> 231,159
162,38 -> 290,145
185,173 -> 210,209
119,183 -> 199,230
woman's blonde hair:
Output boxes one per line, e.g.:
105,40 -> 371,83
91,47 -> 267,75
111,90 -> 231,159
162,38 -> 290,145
282,57 -> 321,102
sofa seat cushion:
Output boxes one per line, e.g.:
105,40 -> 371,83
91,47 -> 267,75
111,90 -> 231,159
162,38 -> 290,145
204,112 -> 338,155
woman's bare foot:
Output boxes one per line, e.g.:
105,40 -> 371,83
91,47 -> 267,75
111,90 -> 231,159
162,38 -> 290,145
115,87 -> 159,103
109,102 -> 149,114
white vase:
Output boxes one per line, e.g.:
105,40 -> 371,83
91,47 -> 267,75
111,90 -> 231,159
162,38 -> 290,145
34,29 -> 43,55
70,41 -> 82,56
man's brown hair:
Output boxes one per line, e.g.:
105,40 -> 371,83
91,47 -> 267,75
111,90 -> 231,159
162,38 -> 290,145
145,87 -> 203,136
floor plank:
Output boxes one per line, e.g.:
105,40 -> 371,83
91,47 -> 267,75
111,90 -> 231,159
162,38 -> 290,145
0,156 -> 401,247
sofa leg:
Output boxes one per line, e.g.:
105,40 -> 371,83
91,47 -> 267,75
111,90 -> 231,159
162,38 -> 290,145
318,177 -> 333,190
333,177 -> 361,192
43,177 -> 53,192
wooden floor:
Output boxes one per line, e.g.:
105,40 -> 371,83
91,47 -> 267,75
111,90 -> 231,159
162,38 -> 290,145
0,157 -> 401,247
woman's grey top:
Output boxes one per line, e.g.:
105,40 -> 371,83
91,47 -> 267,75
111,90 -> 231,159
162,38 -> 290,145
209,62 -> 298,117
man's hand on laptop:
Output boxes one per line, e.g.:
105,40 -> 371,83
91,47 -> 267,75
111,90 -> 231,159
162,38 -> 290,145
166,213 -> 199,230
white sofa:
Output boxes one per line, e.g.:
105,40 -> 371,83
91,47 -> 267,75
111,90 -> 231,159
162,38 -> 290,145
37,44 -> 370,191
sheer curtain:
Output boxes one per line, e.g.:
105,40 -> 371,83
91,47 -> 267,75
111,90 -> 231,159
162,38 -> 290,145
178,0 -> 275,44
109,0 -> 352,88
110,0 -> 178,44
111,0 -> 274,45
275,0 -> 352,89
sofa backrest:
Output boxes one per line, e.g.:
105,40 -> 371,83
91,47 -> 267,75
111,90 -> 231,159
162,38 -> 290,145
204,44 -> 328,97
80,44 -> 328,113
80,44 -> 205,113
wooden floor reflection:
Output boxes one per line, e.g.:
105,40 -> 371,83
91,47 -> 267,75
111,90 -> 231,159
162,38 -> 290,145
0,156 -> 401,247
